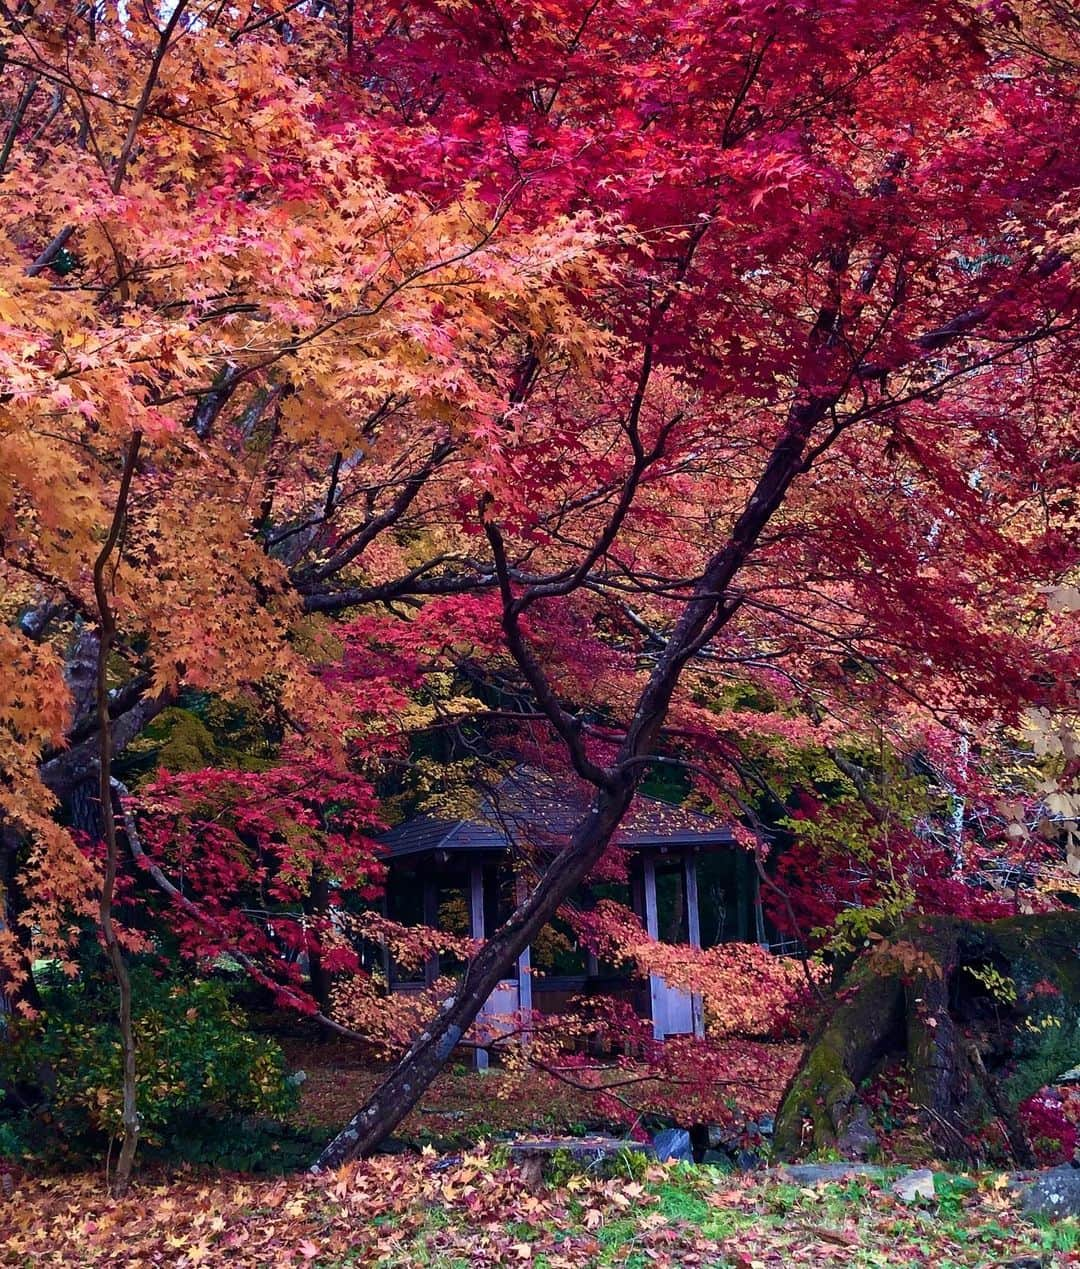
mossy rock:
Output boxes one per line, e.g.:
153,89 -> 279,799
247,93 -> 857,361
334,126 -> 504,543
126,707 -> 219,773
775,912 -> 1080,1163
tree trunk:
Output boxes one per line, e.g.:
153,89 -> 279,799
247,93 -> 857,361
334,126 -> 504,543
311,784 -> 634,1170
774,912 -> 1080,1162
93,432 -> 143,1198
305,870 -> 333,1019
312,341 -> 859,1172
772,946 -> 905,1159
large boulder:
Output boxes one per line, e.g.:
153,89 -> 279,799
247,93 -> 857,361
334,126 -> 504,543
1018,1166 -> 1080,1218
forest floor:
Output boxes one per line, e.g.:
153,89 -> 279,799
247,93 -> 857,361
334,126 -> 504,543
4,1151 -> 1078,1267
281,1036 -> 616,1145
6,1039 -> 1077,1265
278,1035 -> 801,1148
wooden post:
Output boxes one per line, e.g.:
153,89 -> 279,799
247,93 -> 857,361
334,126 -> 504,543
736,850 -> 752,941
631,869 -> 645,923
753,861 -> 768,947
684,856 -> 701,948
469,862 -> 488,1070
515,874 -> 532,1041
379,891 -> 391,984
642,854 -> 665,1040
683,854 -> 705,1038
422,876 -> 439,987
642,855 -> 659,939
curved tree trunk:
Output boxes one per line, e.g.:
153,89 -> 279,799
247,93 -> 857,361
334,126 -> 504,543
774,912 -> 1080,1162
311,785 -> 634,1170
311,343 -> 842,1173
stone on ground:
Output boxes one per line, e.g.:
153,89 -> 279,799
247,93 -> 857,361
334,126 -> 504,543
1017,1165 -> 1080,1218
891,1169 -> 937,1204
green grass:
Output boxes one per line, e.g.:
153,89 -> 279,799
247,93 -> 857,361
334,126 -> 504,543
595,1215 -> 639,1258
653,1179 -> 711,1225
1031,1213 -> 1080,1253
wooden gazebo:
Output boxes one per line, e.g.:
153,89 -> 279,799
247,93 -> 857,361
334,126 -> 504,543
378,770 -> 761,1064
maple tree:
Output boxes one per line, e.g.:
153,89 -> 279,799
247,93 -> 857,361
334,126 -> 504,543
0,0 -> 1078,1178
307,0 -> 1080,1166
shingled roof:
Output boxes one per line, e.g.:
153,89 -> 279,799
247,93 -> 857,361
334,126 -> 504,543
379,768 -> 735,861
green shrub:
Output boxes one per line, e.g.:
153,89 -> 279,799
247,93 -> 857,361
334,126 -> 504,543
0,966 -> 296,1163
143,1117 -> 331,1174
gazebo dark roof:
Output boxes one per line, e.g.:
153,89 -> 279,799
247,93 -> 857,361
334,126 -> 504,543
379,768 -> 736,861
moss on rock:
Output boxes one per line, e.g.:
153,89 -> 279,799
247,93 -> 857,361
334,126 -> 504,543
774,912 -> 1080,1163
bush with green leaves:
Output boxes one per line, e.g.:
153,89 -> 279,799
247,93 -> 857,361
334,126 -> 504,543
0,965 -> 296,1162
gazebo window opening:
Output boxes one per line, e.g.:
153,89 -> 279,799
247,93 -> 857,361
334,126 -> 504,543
384,870 -> 425,985
435,882 -> 470,976
530,914 -> 588,978
697,849 -> 756,947
652,862 -> 689,944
